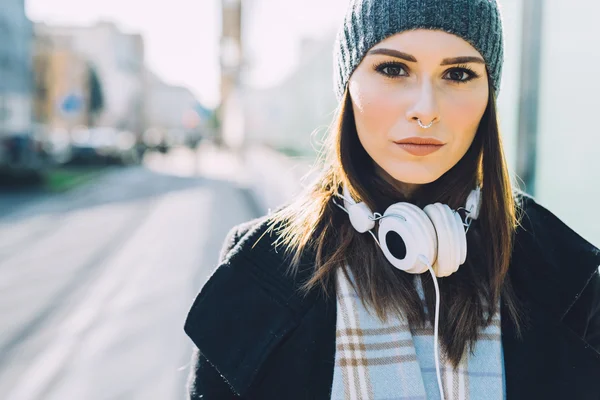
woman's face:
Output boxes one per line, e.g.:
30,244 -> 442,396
348,29 -> 489,193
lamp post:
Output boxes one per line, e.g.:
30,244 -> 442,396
218,0 -> 244,148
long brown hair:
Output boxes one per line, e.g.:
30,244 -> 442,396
266,77 -> 523,367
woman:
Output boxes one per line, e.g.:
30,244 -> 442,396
184,0 -> 600,398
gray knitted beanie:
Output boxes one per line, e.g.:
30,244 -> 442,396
333,0 -> 504,101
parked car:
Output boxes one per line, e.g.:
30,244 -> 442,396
70,125 -> 97,163
142,127 -> 167,153
115,130 -> 141,165
35,125 -> 73,165
185,129 -> 203,149
0,95 -> 44,179
165,128 -> 186,148
0,132 -> 44,180
70,127 -> 139,165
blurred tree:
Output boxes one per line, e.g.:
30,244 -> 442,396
88,65 -> 104,127
211,105 -> 221,131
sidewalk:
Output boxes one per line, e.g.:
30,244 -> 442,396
241,145 -> 314,215
149,141 -> 315,217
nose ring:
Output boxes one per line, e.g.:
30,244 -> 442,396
417,118 -> 436,129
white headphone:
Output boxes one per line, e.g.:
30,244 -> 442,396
333,184 -> 482,399
333,184 -> 482,400
335,185 -> 482,277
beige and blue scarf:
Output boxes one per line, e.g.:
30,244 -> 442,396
331,267 -> 505,400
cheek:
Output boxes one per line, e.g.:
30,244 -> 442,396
444,94 -> 487,147
351,84 -> 401,145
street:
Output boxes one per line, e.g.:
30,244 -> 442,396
0,145 -> 260,400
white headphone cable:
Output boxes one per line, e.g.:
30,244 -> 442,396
418,254 -> 445,400
334,195 -> 446,399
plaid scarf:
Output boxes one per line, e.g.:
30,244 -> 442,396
331,268 -> 505,400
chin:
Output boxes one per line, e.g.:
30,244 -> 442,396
384,165 -> 445,185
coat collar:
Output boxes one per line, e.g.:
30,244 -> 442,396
225,192 -> 600,325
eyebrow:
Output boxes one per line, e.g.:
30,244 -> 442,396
367,48 -> 485,65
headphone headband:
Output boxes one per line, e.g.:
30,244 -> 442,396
336,183 -> 481,277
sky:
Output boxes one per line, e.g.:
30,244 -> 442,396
26,0 -> 348,109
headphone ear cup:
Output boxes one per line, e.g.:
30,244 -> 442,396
423,203 -> 467,277
347,202 -> 376,233
466,187 -> 482,220
453,209 -> 468,265
342,186 -> 376,233
377,202 -> 437,274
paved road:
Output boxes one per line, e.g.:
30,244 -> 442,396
0,145 -> 261,400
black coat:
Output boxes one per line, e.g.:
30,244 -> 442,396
184,193 -> 600,399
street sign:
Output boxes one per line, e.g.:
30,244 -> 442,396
59,93 -> 84,116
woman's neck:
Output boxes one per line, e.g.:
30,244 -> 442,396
373,164 -> 421,200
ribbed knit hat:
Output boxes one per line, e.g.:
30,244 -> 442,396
333,0 -> 504,101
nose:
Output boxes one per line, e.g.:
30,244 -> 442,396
405,80 -> 440,127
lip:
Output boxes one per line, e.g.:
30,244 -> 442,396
394,137 -> 445,145
393,137 -> 445,157
396,143 -> 444,156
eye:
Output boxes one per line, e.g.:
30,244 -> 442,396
443,65 -> 480,83
374,61 -> 408,79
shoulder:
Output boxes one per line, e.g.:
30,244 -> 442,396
217,201 -> 298,263
184,213 -> 320,396
217,215 -> 269,263
513,190 -> 599,273
510,189 -> 600,319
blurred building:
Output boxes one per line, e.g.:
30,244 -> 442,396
0,0 -> 41,175
243,35 -> 338,156
145,70 -> 196,129
0,0 -> 33,135
32,33 -> 93,129
34,21 -> 146,136
143,69 -> 208,147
